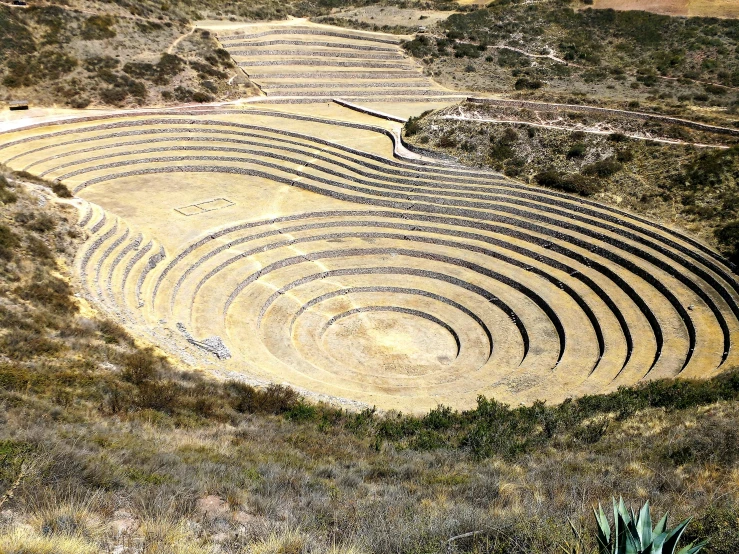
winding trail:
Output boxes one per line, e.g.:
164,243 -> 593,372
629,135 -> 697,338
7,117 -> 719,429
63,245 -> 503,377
167,26 -> 196,54
439,114 -> 731,148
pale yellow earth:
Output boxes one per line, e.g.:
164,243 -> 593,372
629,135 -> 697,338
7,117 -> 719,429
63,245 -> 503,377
456,0 -> 490,6
2,21 -> 737,413
589,0 -> 739,18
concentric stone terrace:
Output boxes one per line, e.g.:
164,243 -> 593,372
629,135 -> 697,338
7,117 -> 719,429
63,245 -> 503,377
215,20 -> 461,102
2,104 -> 738,411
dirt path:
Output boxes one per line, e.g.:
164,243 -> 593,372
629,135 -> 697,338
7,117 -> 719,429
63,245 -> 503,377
439,114 -> 730,148
168,26 -> 195,54
457,40 -> 739,92
464,97 -> 739,137
488,45 -> 570,65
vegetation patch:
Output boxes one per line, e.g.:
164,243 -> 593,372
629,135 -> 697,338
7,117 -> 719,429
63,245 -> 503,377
404,104 -> 739,260
403,0 -> 739,122
80,15 -> 117,40
0,165 -> 735,552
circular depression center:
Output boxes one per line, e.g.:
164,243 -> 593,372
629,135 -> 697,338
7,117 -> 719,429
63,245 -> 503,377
321,306 -> 459,377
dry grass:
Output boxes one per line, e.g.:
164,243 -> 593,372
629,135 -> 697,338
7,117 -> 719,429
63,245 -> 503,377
0,529 -> 99,554
0,168 -> 737,552
589,0 -> 739,19
405,0 -> 739,121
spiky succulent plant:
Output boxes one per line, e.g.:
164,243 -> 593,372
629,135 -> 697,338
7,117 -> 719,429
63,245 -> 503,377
593,497 -> 707,554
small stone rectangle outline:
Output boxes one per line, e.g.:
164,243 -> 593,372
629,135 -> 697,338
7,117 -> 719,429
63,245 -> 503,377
175,198 -> 234,216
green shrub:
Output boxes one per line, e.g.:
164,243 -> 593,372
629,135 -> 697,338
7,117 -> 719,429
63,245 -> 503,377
100,87 -> 127,105
567,142 -> 587,158
69,96 -> 91,109
51,183 -> 72,198
80,15 -> 116,40
490,139 -> 514,161
573,417 -> 608,444
0,224 -> 19,260
616,149 -> 634,163
16,271 -> 76,314
121,62 -> 159,81
403,35 -> 434,58
98,71 -> 146,104
286,402 -> 318,422
514,77 -> 543,90
422,405 -> 455,430
121,349 -> 161,385
173,86 -> 195,102
189,60 -> 226,79
123,54 -> 184,85
497,49 -> 530,68
214,48 -> 232,64
454,42 -> 481,58
437,132 -> 458,148
535,169 -> 601,196
157,53 -> 185,78
582,157 -> 623,177
83,55 -> 119,72
705,84 -> 726,95
192,91 -> 213,103
405,115 -> 424,136
461,396 -> 534,459
226,381 -> 301,414
636,73 -> 658,87
136,380 -> 179,412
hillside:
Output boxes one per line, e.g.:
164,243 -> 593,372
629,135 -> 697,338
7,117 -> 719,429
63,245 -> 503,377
588,0 -> 739,19
402,0 -> 739,121
0,3 -> 261,108
0,0 -> 464,109
0,169 -> 737,553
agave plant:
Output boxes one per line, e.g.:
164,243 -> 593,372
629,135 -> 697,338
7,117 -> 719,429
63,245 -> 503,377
592,497 -> 707,554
